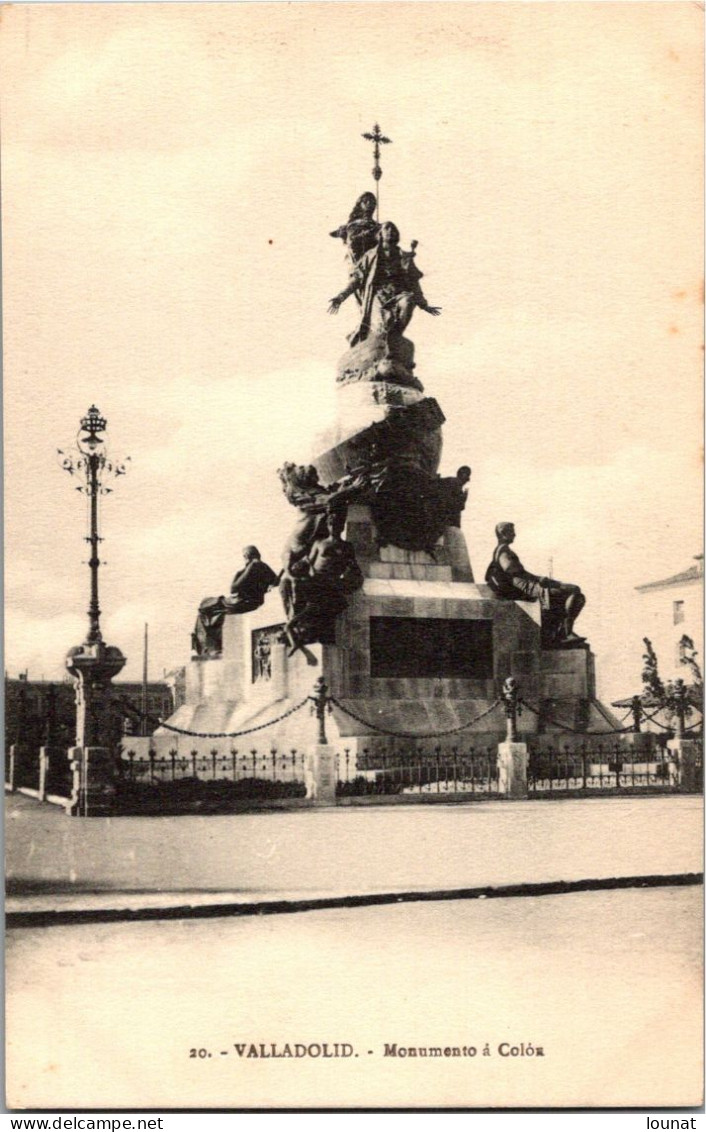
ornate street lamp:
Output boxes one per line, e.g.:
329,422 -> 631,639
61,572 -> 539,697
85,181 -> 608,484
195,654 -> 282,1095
59,405 -> 130,646
59,408 -> 129,800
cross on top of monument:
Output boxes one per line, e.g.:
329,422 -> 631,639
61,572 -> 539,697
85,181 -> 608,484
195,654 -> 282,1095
362,123 -> 391,183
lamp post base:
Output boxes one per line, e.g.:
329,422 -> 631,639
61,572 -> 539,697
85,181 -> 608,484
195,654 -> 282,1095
66,640 -> 126,751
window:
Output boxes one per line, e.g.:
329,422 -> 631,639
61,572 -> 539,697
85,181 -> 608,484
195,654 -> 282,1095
673,600 -> 685,625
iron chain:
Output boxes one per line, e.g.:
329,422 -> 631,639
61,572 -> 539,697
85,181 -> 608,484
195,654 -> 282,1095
115,696 -> 310,740
328,694 -> 503,739
637,708 -> 672,730
519,698 -> 636,736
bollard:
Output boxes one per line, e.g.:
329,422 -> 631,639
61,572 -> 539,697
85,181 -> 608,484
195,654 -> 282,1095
311,676 -> 329,745
667,736 -> 700,791
667,680 -> 698,792
501,676 -> 521,742
498,676 -> 528,798
306,677 -> 336,804
672,679 -> 688,739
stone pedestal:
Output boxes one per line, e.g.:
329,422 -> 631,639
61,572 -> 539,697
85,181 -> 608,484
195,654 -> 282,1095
540,648 -> 595,700
135,509 -> 616,771
305,744 -> 338,804
538,648 -> 618,733
66,745 -> 117,817
667,738 -> 701,791
497,741 -> 528,798
313,384 -> 442,487
148,567 -> 541,763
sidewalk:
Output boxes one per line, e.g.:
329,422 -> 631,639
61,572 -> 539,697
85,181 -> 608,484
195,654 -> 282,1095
6,792 -> 703,917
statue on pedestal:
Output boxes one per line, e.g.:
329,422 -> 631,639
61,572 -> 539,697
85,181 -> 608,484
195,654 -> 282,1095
328,221 -> 441,347
485,523 -> 587,649
318,132 -> 466,555
329,192 -> 380,264
192,546 -> 279,658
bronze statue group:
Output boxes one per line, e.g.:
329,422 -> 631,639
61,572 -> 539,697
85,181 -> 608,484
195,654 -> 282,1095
192,511 -> 585,662
192,194 -> 585,660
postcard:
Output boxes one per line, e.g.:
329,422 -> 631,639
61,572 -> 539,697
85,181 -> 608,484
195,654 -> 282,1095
3,1 -> 703,1112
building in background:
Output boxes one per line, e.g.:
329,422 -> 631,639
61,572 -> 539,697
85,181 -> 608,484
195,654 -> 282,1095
635,555 -> 704,682
4,676 -> 174,753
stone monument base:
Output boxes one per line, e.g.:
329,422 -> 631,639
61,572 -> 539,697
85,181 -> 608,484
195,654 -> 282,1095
133,509 -> 616,769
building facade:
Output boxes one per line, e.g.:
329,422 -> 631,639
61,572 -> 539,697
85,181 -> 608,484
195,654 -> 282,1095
635,555 -> 704,683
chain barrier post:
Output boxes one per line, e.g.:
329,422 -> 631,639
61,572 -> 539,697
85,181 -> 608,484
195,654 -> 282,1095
312,676 -> 329,745
631,695 -> 642,734
305,676 -> 336,805
673,679 -> 688,739
501,676 -> 521,742
667,679 -> 698,790
620,692 -> 652,760
498,676 -> 528,799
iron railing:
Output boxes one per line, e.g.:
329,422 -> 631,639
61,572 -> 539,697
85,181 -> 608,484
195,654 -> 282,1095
527,741 -> 699,795
116,745 -> 307,811
336,745 -> 500,798
121,745 -> 305,784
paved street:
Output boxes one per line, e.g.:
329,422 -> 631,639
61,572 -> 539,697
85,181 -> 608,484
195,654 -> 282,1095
6,793 -> 703,1109
6,886 -> 702,1110
6,792 -> 703,912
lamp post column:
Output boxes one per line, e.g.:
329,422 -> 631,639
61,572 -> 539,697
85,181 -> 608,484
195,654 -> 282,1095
60,406 -> 128,814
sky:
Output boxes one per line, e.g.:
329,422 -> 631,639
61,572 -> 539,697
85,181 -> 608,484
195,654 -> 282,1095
2,2 -> 703,702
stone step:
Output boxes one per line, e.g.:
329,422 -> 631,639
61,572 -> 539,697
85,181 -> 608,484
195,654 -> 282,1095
368,563 -> 453,582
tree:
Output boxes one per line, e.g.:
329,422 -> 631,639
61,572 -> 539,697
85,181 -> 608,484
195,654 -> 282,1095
641,636 -> 702,729
641,638 -> 665,704
678,635 -> 703,699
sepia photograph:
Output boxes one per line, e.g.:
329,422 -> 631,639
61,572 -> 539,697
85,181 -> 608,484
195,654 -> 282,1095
3,1 -> 704,1112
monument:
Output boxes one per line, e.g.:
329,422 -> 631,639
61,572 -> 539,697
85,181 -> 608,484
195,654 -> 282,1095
137,127 -> 616,773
